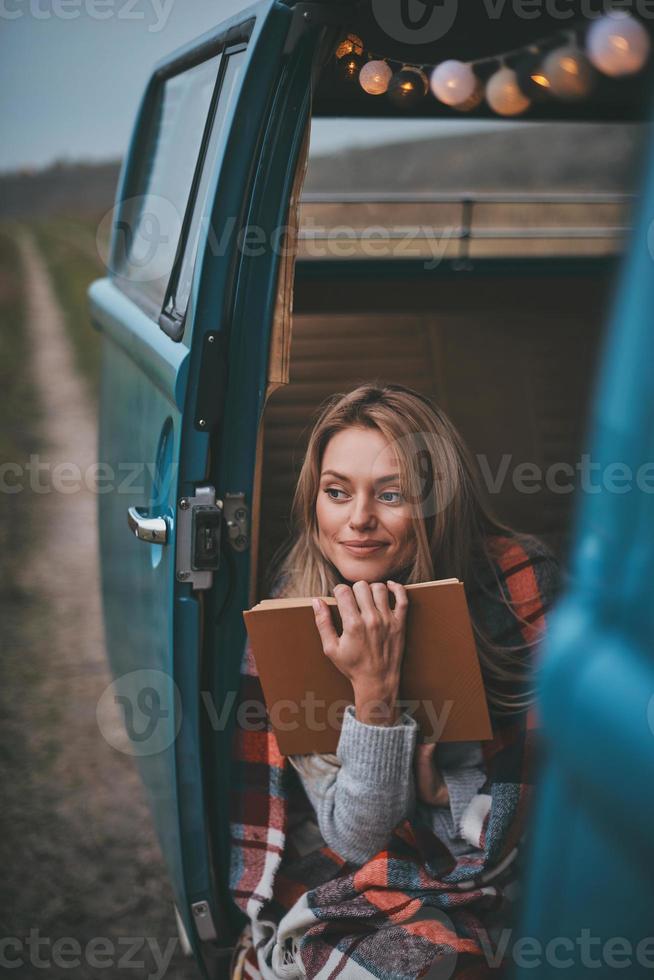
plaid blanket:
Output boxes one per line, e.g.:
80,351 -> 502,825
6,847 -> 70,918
229,535 -> 560,979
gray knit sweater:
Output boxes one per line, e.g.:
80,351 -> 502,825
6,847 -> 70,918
290,705 -> 487,866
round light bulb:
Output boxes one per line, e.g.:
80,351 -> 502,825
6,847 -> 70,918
485,67 -> 531,116
387,66 -> 429,108
452,81 -> 484,112
543,45 -> 597,99
430,60 -> 478,107
335,53 -> 364,83
586,12 -> 651,76
515,51 -> 553,102
334,34 -> 364,60
359,59 -> 393,95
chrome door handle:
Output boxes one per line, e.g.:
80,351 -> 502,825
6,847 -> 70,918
127,506 -> 168,544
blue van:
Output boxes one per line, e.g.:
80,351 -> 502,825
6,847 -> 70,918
89,2 -> 654,976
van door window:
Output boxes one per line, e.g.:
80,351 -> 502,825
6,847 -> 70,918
117,54 -> 222,314
163,48 -> 247,331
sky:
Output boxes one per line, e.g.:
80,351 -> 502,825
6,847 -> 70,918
0,0 -> 246,173
0,0 -> 515,175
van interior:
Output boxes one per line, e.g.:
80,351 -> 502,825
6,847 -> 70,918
251,112 -> 645,602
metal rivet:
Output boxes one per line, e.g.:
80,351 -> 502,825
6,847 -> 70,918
207,334 -> 215,343
177,571 -> 189,581
198,419 -> 206,428
179,498 -> 189,510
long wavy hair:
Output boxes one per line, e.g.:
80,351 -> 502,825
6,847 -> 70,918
265,383 -> 545,782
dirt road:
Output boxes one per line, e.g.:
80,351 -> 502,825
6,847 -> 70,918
2,232 -> 200,980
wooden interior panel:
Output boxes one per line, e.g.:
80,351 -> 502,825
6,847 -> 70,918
256,270 -> 613,597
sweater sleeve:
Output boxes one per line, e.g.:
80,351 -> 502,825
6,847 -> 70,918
292,704 -> 418,865
436,740 -> 487,834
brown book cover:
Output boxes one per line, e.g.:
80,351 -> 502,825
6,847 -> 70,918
243,579 -> 493,755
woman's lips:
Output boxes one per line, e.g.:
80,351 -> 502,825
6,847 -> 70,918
341,543 -> 388,555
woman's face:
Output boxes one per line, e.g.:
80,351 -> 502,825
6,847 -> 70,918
315,426 -> 416,585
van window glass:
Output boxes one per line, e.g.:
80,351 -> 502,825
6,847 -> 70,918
117,54 -> 222,311
300,119 -> 646,261
168,48 -> 247,321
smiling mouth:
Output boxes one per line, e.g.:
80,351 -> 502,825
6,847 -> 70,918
341,542 -> 388,554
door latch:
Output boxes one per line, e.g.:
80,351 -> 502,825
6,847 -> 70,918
176,486 -> 223,590
176,487 -> 249,589
223,491 -> 249,552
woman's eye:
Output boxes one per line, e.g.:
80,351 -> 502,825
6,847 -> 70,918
324,487 -> 347,500
323,488 -> 402,503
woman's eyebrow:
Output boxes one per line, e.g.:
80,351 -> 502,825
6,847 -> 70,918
320,470 -> 400,484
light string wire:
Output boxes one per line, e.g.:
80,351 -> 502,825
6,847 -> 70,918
352,18 -> 593,76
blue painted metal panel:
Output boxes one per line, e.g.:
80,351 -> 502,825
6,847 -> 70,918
514,94 -> 654,979
90,0 -> 331,967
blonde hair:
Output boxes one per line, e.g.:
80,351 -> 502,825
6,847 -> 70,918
265,383 -> 545,785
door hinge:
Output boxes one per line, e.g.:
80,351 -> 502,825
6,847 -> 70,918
191,900 -> 217,942
195,331 -> 227,432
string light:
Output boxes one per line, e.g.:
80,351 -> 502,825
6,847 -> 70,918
542,45 -> 596,100
486,66 -> 531,116
336,52 -> 365,83
387,66 -> 429,108
430,60 -> 479,107
515,48 -> 553,102
334,34 -> 364,60
359,59 -> 393,95
333,13 -> 651,117
334,32 -> 365,83
586,11 -> 650,76
452,82 -> 485,112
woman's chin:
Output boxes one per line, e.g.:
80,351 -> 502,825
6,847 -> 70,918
336,557 -> 394,584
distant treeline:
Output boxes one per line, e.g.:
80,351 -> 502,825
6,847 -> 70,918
0,160 -> 122,220
0,123 -> 645,220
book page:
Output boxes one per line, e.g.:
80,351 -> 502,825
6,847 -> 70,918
253,577 -> 460,609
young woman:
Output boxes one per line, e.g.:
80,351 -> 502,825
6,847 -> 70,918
229,382 -> 561,980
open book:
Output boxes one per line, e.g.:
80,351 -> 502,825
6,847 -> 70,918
243,578 -> 493,755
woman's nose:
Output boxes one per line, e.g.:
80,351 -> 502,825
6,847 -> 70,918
348,495 -> 376,528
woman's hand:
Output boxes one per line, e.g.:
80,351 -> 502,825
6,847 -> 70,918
312,580 -> 408,726
414,742 -> 450,806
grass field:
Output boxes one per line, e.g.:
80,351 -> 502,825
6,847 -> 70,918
30,214 -> 107,400
0,223 -> 61,911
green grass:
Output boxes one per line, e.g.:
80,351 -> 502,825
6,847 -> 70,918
0,223 -> 43,565
0,223 -> 56,847
30,213 -> 107,401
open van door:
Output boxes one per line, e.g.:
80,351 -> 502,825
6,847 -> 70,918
514,99 -> 654,979
88,2 -> 348,974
